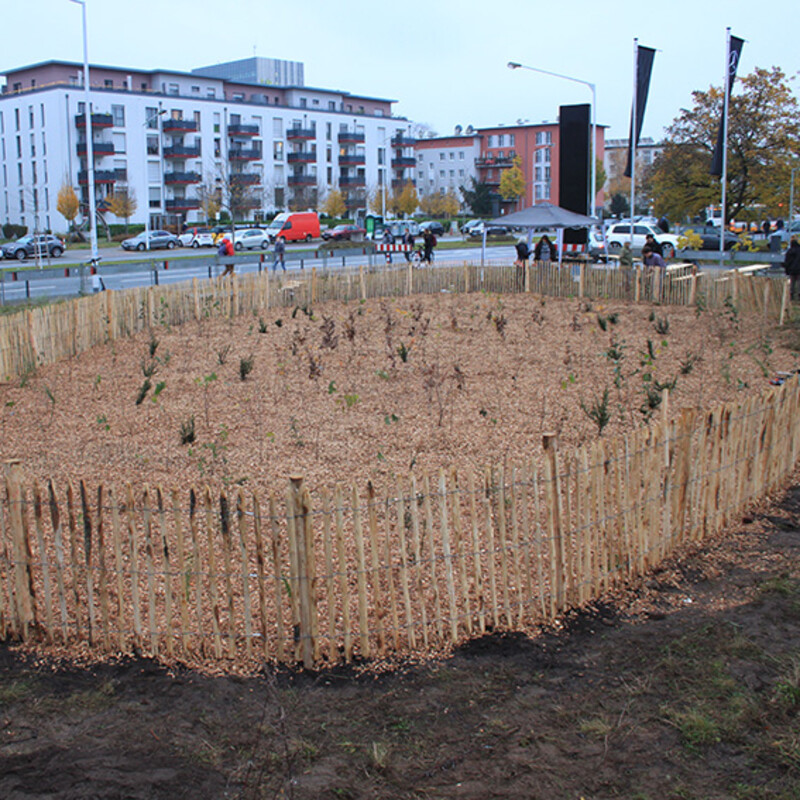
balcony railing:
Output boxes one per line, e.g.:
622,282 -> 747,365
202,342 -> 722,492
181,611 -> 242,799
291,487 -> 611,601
76,141 -> 115,156
338,154 -> 365,166
391,178 -> 417,189
476,156 -> 514,168
286,127 -> 316,140
391,134 -> 416,147
163,145 -> 201,158
231,173 -> 261,185
287,151 -> 316,164
288,175 -> 316,186
162,119 -> 198,133
165,171 -> 202,184
391,156 -> 416,168
338,131 -> 365,144
228,124 -> 259,137
339,176 -> 366,187
229,148 -> 261,161
75,113 -> 113,128
78,169 -> 117,185
165,198 -> 200,211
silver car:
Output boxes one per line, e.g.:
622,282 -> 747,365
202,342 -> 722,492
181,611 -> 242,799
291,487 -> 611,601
121,230 -> 180,251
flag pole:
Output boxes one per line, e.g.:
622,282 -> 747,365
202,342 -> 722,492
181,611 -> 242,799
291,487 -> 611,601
719,27 -> 731,268
629,38 -> 638,249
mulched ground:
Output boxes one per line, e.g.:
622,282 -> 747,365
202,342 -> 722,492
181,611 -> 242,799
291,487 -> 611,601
0,292 -> 795,497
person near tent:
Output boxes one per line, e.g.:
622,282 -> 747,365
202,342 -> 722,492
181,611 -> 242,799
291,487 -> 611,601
421,229 -> 436,264
783,235 -> 800,301
534,234 -> 557,262
514,239 -> 530,289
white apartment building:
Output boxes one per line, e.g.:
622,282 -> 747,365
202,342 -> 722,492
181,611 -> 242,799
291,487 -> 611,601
414,128 -> 481,205
0,57 -> 417,233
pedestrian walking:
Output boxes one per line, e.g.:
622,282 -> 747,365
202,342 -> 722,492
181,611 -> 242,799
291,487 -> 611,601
382,227 -> 395,264
272,235 -> 286,272
783,235 -> 800,301
403,229 -> 415,263
421,229 -> 436,264
219,237 -> 235,277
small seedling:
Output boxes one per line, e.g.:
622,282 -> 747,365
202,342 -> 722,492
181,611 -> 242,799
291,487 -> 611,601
217,344 -> 232,365
180,416 -> 195,445
258,318 -> 268,333
239,355 -> 254,381
397,342 -> 411,363
135,379 -> 152,405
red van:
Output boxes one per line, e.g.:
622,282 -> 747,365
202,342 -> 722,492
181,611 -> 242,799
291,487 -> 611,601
266,212 -> 321,243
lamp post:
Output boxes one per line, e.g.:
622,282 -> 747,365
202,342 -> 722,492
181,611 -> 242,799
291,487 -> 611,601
790,165 -> 799,240
507,61 -> 597,219
69,0 -> 98,277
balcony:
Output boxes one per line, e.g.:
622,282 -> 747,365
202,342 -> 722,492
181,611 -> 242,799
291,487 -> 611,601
75,112 -> 113,128
391,134 -> 416,147
76,141 -> 115,157
392,178 -> 417,189
162,118 -> 198,133
391,156 -> 416,168
231,173 -> 261,185
339,176 -> 366,187
288,151 -> 316,164
476,156 -> 514,168
338,131 -> 365,144
286,127 -> 316,141
165,171 -> 201,185
163,145 -> 201,159
229,148 -> 261,161
338,154 -> 365,166
165,198 -> 200,211
78,169 -> 117,185
288,175 -> 316,186
229,123 -> 259,137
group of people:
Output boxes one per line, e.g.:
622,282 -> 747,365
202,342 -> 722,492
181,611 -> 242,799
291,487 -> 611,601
513,235 -> 558,268
382,227 -> 437,265
216,234 -> 286,276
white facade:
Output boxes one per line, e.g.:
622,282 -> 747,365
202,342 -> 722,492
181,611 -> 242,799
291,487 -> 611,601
0,61 -> 415,232
414,134 -> 481,205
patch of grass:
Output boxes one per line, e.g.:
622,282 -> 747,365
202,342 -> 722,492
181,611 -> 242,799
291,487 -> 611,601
758,573 -> 798,597
578,716 -> 612,738
0,677 -> 36,703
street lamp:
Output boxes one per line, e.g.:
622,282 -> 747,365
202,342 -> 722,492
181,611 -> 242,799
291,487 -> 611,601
507,61 -> 597,219
69,0 -> 99,271
790,165 -> 799,239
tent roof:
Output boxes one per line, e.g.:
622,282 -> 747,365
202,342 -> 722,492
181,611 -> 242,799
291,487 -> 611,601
490,202 -> 598,229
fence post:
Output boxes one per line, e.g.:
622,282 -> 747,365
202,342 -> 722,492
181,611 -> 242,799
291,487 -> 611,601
4,460 -> 35,639
780,278 -> 789,326
288,475 -> 316,668
634,265 -> 641,303
406,262 -> 413,297
359,264 -> 367,301
689,266 -> 698,308
578,262 -> 586,298
311,267 -> 317,305
542,434 -> 564,618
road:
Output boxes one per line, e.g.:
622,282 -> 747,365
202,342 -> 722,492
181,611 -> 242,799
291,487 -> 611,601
0,240 -> 514,304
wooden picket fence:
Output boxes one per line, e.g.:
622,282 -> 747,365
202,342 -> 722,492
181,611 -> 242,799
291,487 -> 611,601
0,259 -> 790,383
2,377 -> 799,670
0,258 -> 797,670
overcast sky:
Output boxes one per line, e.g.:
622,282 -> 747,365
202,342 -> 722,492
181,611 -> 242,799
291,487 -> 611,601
3,0 -> 798,143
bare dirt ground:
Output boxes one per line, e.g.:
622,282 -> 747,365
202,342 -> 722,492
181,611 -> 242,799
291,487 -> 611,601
1,478 -> 799,799
0,292 -> 796,496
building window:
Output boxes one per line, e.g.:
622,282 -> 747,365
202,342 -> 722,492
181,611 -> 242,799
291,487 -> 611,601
149,187 -> 160,208
30,134 -> 35,157
536,131 -> 552,146
299,98 -> 307,108
273,117 -> 283,137
146,135 -> 159,155
104,79 -> 113,88
194,110 -> 201,127
168,83 -> 179,95
439,153 -> 445,160
112,105 -> 125,127
273,141 -> 284,161
232,93 -> 244,101
146,108 -> 159,129
28,106 -> 34,129
113,132 -> 126,153
16,136 -> 21,158
191,85 -> 200,95
509,134 -> 515,145
207,87 -> 216,98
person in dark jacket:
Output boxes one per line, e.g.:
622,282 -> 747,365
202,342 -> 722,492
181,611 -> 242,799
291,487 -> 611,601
514,239 -> 530,289
644,233 -> 663,257
783,235 -> 800,300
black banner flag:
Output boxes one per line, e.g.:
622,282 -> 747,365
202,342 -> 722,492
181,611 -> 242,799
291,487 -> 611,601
710,34 -> 744,177
624,45 -> 656,178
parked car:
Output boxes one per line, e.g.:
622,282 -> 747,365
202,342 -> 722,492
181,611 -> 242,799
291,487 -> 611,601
460,219 -> 483,236
692,225 -> 740,251
121,230 -> 180,251
419,220 -> 445,237
233,228 -> 270,250
321,224 -> 367,241
2,234 -> 66,260
467,223 -> 510,239
178,228 -> 215,248
605,222 -> 680,259
588,228 -> 609,263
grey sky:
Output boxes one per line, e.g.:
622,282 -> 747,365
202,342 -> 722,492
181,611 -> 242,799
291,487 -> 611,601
4,0 -> 798,142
